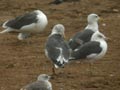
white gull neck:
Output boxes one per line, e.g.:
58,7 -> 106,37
85,22 -> 99,32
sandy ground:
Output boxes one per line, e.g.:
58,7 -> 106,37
0,0 -> 120,90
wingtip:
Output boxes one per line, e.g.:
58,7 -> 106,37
54,64 -> 59,68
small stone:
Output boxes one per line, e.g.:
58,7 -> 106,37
109,74 -> 114,77
112,9 -> 119,13
102,23 -> 106,26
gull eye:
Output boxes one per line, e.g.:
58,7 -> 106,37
44,75 -> 48,79
95,15 -> 98,18
98,35 -> 102,38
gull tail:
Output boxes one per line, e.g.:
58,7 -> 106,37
2,20 -> 9,28
0,28 -> 13,34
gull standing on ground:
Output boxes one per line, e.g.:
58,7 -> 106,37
69,31 -> 108,75
69,13 -> 100,50
45,24 -> 70,74
70,31 -> 108,60
0,10 -> 48,40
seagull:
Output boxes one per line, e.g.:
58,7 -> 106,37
68,13 -> 100,50
70,31 -> 108,61
20,74 -> 52,90
45,24 -> 70,74
0,10 -> 48,40
69,31 -> 108,75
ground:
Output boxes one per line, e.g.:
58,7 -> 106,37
0,0 -> 120,90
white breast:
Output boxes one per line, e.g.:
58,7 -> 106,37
97,40 -> 107,59
87,40 -> 107,60
46,81 -> 52,90
20,12 -> 48,33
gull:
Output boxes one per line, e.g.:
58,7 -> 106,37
0,10 -> 48,40
69,31 -> 108,75
69,13 -> 100,50
45,24 -> 70,74
20,74 -> 52,90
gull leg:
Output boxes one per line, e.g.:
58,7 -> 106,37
88,62 -> 94,77
89,63 -> 92,76
52,64 -> 56,75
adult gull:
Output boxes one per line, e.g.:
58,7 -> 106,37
45,24 -> 70,74
0,10 -> 48,40
69,13 -> 100,50
70,31 -> 108,61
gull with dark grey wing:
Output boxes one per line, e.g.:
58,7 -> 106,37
45,24 -> 70,74
69,13 -> 100,50
0,10 -> 48,40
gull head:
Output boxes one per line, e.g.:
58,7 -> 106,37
87,13 -> 100,24
37,74 -> 51,81
51,24 -> 65,37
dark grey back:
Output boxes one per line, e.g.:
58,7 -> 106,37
46,34 -> 70,67
5,11 -> 38,29
71,41 -> 102,60
69,29 -> 94,50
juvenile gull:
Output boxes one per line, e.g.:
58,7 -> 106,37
20,74 -> 52,90
70,31 -> 108,61
0,10 -> 48,40
69,13 -> 100,50
45,24 -> 70,74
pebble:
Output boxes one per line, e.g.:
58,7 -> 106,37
102,23 -> 106,27
112,9 -> 119,13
